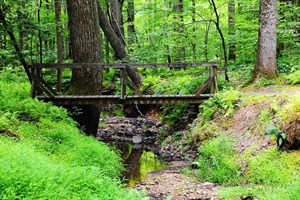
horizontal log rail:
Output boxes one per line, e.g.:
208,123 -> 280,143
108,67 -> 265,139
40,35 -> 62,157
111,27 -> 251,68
28,62 -> 219,105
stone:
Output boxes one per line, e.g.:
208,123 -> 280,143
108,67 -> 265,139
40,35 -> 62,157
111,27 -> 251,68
191,162 -> 200,169
133,135 -> 142,144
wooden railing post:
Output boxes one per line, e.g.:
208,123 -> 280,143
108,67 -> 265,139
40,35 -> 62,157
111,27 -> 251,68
30,68 -> 37,98
120,68 -> 126,99
210,65 -> 218,93
36,68 -> 43,95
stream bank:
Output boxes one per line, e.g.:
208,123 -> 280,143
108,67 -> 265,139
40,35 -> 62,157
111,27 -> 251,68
96,116 -> 196,162
96,115 -> 219,199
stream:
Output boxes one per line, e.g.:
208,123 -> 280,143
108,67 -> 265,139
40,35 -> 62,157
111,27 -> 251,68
109,142 -> 168,186
97,113 -> 170,186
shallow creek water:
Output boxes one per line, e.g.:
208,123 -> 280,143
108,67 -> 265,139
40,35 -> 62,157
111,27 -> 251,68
109,142 -> 168,186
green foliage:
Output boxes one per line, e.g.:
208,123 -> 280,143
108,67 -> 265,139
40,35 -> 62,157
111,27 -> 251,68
199,88 -> 241,121
287,69 -> 300,85
246,148 -> 298,185
277,95 -> 300,124
195,135 -> 240,185
265,124 -> 286,148
219,182 -> 300,200
0,72 -> 145,199
160,103 -> 191,130
219,149 -> 300,199
0,139 -> 145,200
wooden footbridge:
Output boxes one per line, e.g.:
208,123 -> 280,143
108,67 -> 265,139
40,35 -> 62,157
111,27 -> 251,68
28,62 -> 218,106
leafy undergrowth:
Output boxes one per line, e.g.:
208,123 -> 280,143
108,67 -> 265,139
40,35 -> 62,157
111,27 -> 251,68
189,71 -> 300,199
0,70 -> 146,199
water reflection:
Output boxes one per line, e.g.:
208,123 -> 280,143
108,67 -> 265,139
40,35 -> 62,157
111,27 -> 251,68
110,142 -> 168,186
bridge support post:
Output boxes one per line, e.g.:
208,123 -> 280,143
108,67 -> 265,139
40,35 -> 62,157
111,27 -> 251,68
210,65 -> 218,93
120,68 -> 126,99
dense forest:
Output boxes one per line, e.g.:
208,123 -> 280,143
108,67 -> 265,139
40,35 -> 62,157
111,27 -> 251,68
0,0 -> 298,69
1,0 -> 300,199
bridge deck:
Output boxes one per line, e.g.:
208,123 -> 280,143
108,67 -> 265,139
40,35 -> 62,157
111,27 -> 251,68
36,94 -> 213,105
29,62 -> 219,106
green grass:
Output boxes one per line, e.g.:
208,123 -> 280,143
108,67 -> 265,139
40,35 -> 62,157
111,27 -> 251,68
191,83 -> 300,199
194,134 -> 241,185
0,69 -> 146,199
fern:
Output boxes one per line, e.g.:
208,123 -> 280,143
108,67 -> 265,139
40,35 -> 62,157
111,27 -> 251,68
200,88 -> 242,121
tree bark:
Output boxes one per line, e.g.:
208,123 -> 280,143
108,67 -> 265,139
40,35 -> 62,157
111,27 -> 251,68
67,0 -> 103,136
109,0 -> 125,45
38,0 -> 43,63
127,0 -> 136,47
209,0 -> 229,81
228,0 -> 236,61
173,0 -> 185,62
97,2 -> 142,88
54,0 -> 63,92
254,0 -> 277,78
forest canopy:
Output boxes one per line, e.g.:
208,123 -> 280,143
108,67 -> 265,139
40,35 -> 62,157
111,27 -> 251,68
0,0 -> 299,73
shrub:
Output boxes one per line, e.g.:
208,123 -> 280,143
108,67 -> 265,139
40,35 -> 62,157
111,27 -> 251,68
199,88 -> 242,121
246,148 -> 298,185
0,71 -> 145,199
195,135 -> 241,185
0,138 -> 144,199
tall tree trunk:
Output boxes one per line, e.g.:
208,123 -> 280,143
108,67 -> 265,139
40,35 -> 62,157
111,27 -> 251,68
254,0 -> 277,78
97,2 -> 142,88
109,0 -> 125,47
192,0 -> 197,61
165,0 -> 171,63
67,0 -> 103,136
54,0 -> 63,92
228,0 -> 236,61
173,0 -> 185,62
38,0 -> 43,63
127,0 -> 136,48
209,0 -> 229,81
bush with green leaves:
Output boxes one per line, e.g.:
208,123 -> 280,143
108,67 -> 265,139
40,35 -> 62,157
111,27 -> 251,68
265,124 -> 286,148
0,70 -> 146,199
219,148 -> 300,199
287,68 -> 300,85
246,148 -> 298,185
199,88 -> 242,121
0,138 -> 146,200
194,135 -> 241,185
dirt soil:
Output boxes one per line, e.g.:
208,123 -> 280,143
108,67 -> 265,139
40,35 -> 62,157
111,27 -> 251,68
134,161 -> 219,200
101,86 -> 300,200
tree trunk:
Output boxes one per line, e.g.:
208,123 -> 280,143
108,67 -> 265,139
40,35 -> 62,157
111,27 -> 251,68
127,0 -> 136,47
54,0 -> 63,92
165,0 -> 171,63
38,0 -> 43,63
66,0 -> 103,136
109,0 -> 125,46
254,0 -> 277,78
173,0 -> 185,62
210,0 -> 229,81
228,0 -> 236,61
192,0 -> 197,61
97,2 -> 142,88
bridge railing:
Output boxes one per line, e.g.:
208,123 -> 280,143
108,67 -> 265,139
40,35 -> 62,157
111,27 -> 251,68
28,62 -> 219,105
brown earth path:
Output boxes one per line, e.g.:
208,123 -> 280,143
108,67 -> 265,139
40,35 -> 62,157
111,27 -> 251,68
134,161 -> 219,200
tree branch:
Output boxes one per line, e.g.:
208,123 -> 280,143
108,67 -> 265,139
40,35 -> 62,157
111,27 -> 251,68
0,6 -> 32,83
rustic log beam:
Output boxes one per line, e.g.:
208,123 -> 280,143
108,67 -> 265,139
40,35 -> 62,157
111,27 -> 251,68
210,65 -> 218,93
193,77 -> 211,96
120,68 -> 126,99
29,62 -> 219,69
124,76 -> 143,97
